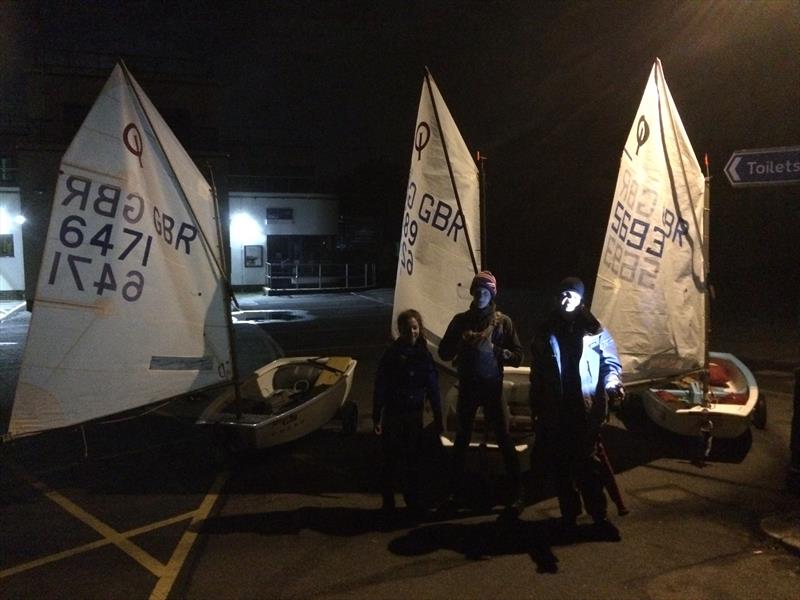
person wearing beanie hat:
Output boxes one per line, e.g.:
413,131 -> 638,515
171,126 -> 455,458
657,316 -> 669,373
439,270 -> 524,511
558,276 -> 585,299
469,271 -> 497,299
528,276 -> 624,531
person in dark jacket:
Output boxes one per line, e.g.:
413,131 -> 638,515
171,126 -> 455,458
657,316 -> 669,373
529,277 -> 624,529
438,271 -> 524,508
373,308 -> 442,514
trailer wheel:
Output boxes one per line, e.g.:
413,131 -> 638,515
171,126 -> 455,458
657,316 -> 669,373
341,400 -> 358,435
753,393 -> 767,430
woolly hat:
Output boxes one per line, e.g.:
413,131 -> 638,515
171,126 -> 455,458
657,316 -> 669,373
470,270 -> 497,298
558,276 -> 585,298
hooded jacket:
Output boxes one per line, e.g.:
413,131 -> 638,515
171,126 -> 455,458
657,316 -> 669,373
529,306 -> 622,437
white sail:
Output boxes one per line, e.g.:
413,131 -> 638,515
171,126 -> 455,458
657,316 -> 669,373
392,70 -> 480,349
9,63 -> 232,437
592,58 -> 706,383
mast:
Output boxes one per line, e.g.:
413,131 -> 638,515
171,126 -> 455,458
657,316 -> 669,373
477,151 -> 487,271
702,153 -> 712,400
207,163 -> 243,419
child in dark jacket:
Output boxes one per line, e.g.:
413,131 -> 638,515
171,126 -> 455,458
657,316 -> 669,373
373,309 -> 442,514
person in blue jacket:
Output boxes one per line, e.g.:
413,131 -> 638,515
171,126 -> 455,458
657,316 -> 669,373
373,308 -> 442,514
529,277 -> 624,530
439,271 -> 524,509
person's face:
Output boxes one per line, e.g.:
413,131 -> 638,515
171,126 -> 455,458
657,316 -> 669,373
559,290 -> 582,316
400,317 -> 420,344
473,286 -> 492,309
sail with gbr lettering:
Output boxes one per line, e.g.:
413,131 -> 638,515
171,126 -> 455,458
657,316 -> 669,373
9,62 -> 232,437
592,58 -> 706,383
392,69 -> 534,449
392,69 -> 480,349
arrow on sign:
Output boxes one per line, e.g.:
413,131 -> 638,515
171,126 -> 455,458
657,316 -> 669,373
725,146 -> 800,187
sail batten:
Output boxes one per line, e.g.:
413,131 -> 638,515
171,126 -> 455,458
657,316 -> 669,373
392,72 -> 480,350
8,63 -> 232,437
592,59 -> 706,384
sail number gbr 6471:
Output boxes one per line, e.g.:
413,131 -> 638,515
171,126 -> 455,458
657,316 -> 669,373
45,174 -> 198,302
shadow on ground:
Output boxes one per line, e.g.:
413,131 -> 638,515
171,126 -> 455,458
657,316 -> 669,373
199,505 -> 620,574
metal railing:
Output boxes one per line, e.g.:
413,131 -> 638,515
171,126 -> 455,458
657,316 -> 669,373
265,262 -> 376,291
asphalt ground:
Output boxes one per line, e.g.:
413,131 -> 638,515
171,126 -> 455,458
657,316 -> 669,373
1,289 -> 799,599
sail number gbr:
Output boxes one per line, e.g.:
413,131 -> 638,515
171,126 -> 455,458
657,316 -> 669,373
399,182 -> 468,276
48,216 -> 152,301
601,169 -> 691,289
45,174 -> 199,302
399,212 -> 418,275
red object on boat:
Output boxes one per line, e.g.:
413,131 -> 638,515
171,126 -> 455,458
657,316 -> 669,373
708,362 -> 731,386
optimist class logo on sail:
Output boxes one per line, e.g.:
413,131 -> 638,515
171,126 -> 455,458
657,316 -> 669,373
398,119 -> 467,277
44,123 -> 199,303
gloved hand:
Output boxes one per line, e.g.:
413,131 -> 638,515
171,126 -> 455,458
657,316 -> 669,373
462,330 -> 483,345
606,383 -> 625,410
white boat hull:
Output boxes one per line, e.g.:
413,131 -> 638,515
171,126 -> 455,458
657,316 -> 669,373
637,352 -> 758,439
440,366 -> 534,452
197,356 -> 357,449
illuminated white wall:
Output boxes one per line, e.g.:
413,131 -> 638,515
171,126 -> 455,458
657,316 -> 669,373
0,188 -> 25,293
228,193 -> 338,286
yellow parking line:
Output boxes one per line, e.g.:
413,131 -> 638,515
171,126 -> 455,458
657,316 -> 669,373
0,511 -> 195,579
0,538 -> 110,579
6,460 -> 166,577
4,459 -> 228,595
149,470 -> 228,600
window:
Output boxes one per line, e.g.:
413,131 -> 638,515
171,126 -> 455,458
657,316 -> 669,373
266,208 -> 293,222
0,234 -> 14,257
244,245 -> 263,268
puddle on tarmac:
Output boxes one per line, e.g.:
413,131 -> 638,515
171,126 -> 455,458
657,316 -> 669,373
231,310 -> 310,323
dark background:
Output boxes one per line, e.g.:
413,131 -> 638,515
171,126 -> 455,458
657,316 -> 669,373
1,0 -> 798,310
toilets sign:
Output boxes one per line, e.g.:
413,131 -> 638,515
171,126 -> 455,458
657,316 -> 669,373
725,146 -> 800,187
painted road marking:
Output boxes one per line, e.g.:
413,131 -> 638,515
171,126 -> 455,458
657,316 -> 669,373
2,459 -> 229,600
0,511 -> 195,579
5,460 -> 166,576
149,470 -> 228,600
349,291 -> 392,306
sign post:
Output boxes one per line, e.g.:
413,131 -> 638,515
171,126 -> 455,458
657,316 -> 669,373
724,146 -> 800,187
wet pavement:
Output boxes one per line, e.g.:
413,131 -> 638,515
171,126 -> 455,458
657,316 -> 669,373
2,289 -> 799,598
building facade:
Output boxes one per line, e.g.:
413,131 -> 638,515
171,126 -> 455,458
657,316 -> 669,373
0,48 -> 352,303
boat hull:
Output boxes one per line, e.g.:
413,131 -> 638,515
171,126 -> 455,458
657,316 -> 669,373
197,356 -> 357,449
637,352 -> 758,439
440,366 -> 534,452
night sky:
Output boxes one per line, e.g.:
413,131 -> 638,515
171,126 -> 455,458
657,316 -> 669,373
2,0 -> 799,306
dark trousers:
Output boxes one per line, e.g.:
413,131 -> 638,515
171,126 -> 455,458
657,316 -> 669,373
532,428 -> 607,522
380,410 -> 424,508
452,378 -> 520,498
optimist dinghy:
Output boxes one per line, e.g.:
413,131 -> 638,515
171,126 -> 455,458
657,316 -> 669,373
591,59 -> 764,458
197,355 -> 357,449
4,62 -> 358,451
5,62 -> 236,440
